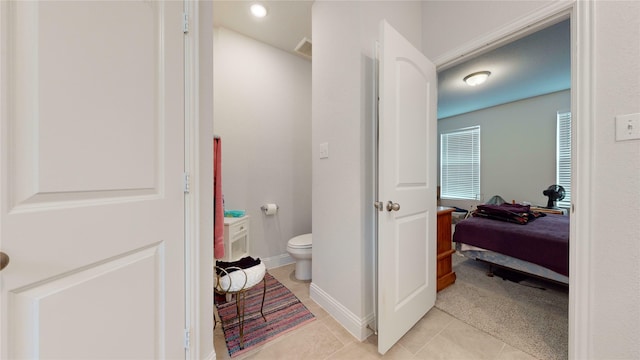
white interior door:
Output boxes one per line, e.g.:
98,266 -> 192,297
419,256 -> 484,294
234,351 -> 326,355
0,1 -> 186,358
377,20 -> 437,354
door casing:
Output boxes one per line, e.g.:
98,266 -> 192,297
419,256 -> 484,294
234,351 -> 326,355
431,2 -> 593,358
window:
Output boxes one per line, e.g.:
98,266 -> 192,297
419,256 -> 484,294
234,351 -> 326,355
440,126 -> 480,200
556,111 -> 572,208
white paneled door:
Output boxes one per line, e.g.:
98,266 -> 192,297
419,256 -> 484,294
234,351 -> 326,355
377,20 -> 437,354
1,1 -> 186,358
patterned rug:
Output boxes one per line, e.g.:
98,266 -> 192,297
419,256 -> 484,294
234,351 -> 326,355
215,273 -> 315,358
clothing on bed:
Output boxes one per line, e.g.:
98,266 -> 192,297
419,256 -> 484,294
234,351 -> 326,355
453,214 -> 569,276
473,203 -> 546,225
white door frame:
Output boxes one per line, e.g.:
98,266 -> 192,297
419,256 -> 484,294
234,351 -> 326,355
183,1 -> 215,359
184,0 -> 198,357
432,1 -> 593,358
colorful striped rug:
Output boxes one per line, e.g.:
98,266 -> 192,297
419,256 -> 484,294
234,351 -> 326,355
215,273 -> 316,358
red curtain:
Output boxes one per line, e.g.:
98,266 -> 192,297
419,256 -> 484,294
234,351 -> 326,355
213,137 -> 225,259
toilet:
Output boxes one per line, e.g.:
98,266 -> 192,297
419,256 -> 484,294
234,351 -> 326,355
287,233 -> 312,280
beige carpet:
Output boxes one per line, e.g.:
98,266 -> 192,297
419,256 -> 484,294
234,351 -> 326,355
435,254 -> 568,360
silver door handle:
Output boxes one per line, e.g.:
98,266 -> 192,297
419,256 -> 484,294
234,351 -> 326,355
386,201 -> 400,212
0,252 -> 9,272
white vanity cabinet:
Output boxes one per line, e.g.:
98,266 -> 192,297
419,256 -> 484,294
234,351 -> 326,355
223,215 -> 249,261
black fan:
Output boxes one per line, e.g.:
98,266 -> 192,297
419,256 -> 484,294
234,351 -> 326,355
543,185 -> 565,208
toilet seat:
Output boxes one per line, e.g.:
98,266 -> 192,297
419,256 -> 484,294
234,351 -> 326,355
287,234 -> 312,249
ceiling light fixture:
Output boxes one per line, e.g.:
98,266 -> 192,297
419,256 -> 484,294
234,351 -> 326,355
250,3 -> 268,18
463,71 -> 491,86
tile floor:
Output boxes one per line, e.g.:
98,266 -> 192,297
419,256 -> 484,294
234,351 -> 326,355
214,264 -> 538,360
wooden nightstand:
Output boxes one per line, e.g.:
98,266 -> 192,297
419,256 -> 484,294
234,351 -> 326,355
437,206 -> 456,291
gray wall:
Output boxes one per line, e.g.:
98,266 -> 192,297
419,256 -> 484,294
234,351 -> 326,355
438,90 -> 570,210
213,28 -> 312,266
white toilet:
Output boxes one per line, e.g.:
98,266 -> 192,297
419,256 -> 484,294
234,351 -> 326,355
287,233 -> 312,281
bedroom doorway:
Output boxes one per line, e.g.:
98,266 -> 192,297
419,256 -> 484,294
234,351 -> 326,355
434,10 -> 573,360
436,18 -> 571,213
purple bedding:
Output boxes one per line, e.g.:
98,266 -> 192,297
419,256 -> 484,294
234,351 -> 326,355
453,214 -> 569,276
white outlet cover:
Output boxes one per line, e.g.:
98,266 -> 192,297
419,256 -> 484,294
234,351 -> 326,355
319,142 -> 329,159
616,113 -> 640,141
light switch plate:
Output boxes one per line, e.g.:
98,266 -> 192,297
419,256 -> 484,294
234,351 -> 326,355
319,142 -> 329,159
616,113 -> 640,141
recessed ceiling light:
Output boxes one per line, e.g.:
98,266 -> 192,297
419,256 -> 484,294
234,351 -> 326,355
463,71 -> 491,86
250,3 -> 267,18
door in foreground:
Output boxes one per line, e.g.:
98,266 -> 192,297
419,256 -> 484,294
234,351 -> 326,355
0,1 -> 186,358
377,19 -> 438,355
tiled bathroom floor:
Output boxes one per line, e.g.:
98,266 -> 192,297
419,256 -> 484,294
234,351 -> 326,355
214,264 -> 538,360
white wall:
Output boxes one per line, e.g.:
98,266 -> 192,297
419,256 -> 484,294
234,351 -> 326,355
424,1 -> 640,358
421,1 -> 557,61
438,90 -> 571,209
195,2 -> 214,359
311,1 -> 423,339
591,1 -> 640,358
213,28 -> 312,266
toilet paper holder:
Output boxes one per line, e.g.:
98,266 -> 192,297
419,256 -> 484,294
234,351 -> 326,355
260,204 -> 279,214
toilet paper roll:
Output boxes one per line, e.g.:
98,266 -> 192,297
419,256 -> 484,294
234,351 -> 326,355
263,203 -> 278,215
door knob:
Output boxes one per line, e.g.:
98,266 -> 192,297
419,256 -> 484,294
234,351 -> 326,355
0,252 -> 9,271
386,201 -> 400,212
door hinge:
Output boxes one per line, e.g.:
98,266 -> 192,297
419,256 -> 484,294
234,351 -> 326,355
182,12 -> 189,34
183,172 -> 191,193
184,328 -> 191,349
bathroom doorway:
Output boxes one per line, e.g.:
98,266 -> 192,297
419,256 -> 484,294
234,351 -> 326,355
212,2 -> 312,268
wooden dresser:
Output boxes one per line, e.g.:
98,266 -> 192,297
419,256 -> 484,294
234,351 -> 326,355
437,206 -> 456,291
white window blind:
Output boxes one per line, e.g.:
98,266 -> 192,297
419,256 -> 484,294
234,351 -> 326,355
556,111 -> 572,208
440,126 -> 480,200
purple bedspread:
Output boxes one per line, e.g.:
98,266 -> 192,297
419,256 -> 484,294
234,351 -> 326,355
453,214 -> 569,276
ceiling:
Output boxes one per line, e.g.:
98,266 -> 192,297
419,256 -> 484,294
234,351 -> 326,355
212,1 -> 313,58
437,19 -> 570,118
212,2 -> 570,119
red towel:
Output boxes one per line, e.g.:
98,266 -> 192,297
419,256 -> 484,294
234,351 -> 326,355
214,137 -> 225,259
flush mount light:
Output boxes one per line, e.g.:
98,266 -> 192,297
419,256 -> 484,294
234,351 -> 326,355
463,71 -> 491,86
250,3 -> 268,18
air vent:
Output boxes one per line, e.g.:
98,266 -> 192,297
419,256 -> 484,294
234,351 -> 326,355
294,37 -> 312,59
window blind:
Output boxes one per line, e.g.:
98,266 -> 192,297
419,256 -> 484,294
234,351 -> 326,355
556,111 -> 572,208
440,126 -> 480,200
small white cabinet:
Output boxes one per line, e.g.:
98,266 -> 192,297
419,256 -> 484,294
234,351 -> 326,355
223,215 -> 249,261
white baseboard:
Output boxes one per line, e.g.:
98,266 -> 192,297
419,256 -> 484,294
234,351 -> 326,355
204,350 -> 216,360
309,282 -> 374,341
262,253 -> 294,270
263,254 -> 376,341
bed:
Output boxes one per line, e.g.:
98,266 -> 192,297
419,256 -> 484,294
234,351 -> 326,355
453,206 -> 569,284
